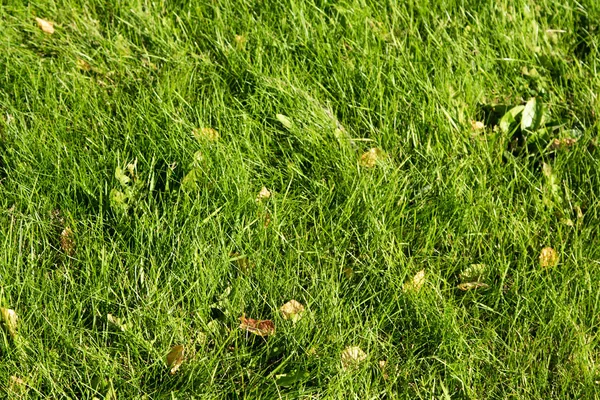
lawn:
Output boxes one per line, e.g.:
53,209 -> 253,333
1,0 -> 600,398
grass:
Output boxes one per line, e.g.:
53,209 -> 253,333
1,0 -> 599,398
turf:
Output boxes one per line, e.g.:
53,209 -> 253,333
1,0 -> 600,398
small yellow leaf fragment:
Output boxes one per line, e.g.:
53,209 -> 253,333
457,281 -> 489,291
359,148 -> 385,168
341,346 -> 367,370
9,376 -> 28,394
36,17 -> 54,34
540,247 -> 559,268
378,360 -> 389,380
256,186 -> 271,201
551,137 -> 577,150
276,114 -> 293,129
459,264 -> 486,282
76,59 -> 91,72
193,127 -> 219,142
166,345 -> 185,375
470,120 -> 485,131
403,269 -> 425,293
0,308 -> 18,338
234,34 -> 246,50
60,227 -> 75,256
280,300 -> 305,323
107,314 -> 126,331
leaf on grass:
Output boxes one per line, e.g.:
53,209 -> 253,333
275,370 -> 310,387
181,168 -> 202,191
521,97 -> 538,131
0,308 -> 18,338
457,281 -> 489,291
379,360 -> 389,380
276,114 -> 293,129
76,59 -> 92,72
470,120 -> 485,131
551,137 -> 577,150
256,186 -> 271,202
499,105 -> 524,134
280,300 -> 304,323
459,264 -> 486,282
9,376 -> 28,394
234,34 -> 246,50
115,166 -> 131,187
107,314 -> 126,332
359,148 -> 385,168
60,227 -> 75,256
341,346 -> 367,370
166,345 -> 185,375
35,17 -> 54,34
540,247 -> 559,268
193,127 -> 219,142
239,314 -> 275,337
403,269 -> 425,293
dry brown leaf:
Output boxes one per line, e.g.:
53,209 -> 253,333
470,120 -> 485,131
166,344 -> 185,375
457,281 -> 489,291
551,137 -> 577,150
403,269 -> 425,293
540,247 -> 559,268
359,148 -> 385,168
36,17 -> 55,34
193,127 -> 219,142
0,308 -> 18,338
256,186 -> 271,201
341,346 -> 367,370
239,314 -> 275,337
280,300 -> 304,323
60,227 -> 75,256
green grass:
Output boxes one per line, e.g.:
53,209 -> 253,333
1,0 -> 600,398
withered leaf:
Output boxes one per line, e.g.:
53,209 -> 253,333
60,227 -> 75,256
341,346 -> 367,370
359,148 -> 385,168
256,186 -> 271,201
0,308 -> 18,338
193,127 -> 219,142
280,300 -> 304,323
239,314 -> 275,337
457,281 -> 489,291
166,344 -> 185,375
403,269 -> 425,293
540,247 -> 559,268
36,17 -> 54,34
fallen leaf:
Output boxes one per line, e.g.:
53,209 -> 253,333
107,314 -> 126,331
551,137 -> 577,150
9,376 -> 28,394
459,264 -> 486,282
457,281 -> 489,291
239,314 -> 275,337
76,59 -> 92,72
0,308 -> 18,338
234,34 -> 246,50
256,186 -> 271,201
403,269 -> 425,293
276,114 -> 293,129
35,17 -> 54,34
60,227 -> 75,256
280,300 -> 304,323
341,346 -> 367,370
359,148 -> 385,168
521,97 -> 538,131
470,120 -> 485,131
166,345 -> 185,375
379,360 -> 389,380
540,247 -> 559,268
193,127 -> 219,142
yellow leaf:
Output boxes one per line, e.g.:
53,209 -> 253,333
403,269 -> 425,293
0,308 -> 18,338
457,281 -> 489,291
76,59 -> 91,72
234,34 -> 246,50
341,346 -> 367,370
470,120 -> 485,131
35,17 -> 54,34
60,227 -> 75,256
540,247 -> 559,268
166,345 -> 185,375
359,148 -> 385,168
193,127 -> 219,142
280,300 -> 304,323
256,186 -> 271,201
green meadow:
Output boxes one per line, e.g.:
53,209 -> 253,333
1,0 -> 599,398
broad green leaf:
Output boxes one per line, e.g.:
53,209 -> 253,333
521,98 -> 538,131
276,370 -> 310,387
115,166 -> 130,186
499,105 -> 524,134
